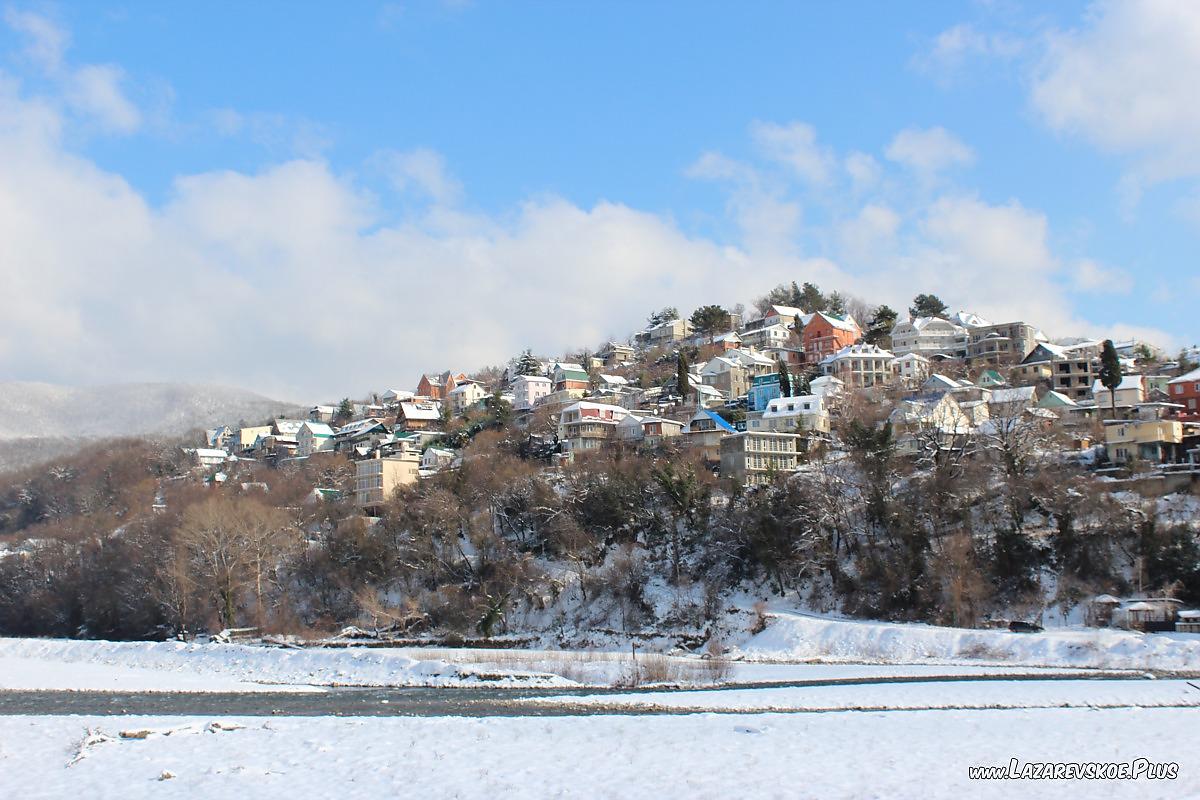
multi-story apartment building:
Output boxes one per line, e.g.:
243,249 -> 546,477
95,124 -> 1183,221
966,322 -> 1042,366
355,447 -> 420,511
801,312 -> 862,363
820,343 -> 897,388
889,317 -> 969,359
746,395 -> 830,435
1014,341 -> 1100,401
720,431 -> 801,487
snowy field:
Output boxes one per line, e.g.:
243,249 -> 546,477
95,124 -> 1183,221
6,708 -> 1198,799
523,678 -> 1200,713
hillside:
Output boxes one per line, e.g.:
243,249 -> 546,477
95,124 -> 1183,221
0,382 -> 299,471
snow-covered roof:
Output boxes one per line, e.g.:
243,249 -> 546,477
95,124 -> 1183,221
194,448 -> 228,459
1093,594 -> 1121,604
598,374 -> 629,385
989,386 -> 1038,405
1040,390 -> 1078,407
399,402 -> 442,420
336,418 -> 388,436
1092,375 -> 1145,394
302,422 -> 335,436
951,311 -> 991,328
804,311 -> 860,333
766,304 -> 804,318
1168,367 -> 1200,385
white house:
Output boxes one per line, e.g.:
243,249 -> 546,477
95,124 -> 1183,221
821,343 -> 897,388
739,322 -> 793,350
889,317 -> 969,359
448,380 -> 489,416
748,394 -> 830,434
511,374 -> 552,410
420,447 -> 457,472
893,352 -> 931,383
1092,375 -> 1147,414
296,421 -> 336,456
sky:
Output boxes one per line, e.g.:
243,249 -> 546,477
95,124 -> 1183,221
1,1 -> 1198,402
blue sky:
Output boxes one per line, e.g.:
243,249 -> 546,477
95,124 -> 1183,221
0,1 -> 1197,400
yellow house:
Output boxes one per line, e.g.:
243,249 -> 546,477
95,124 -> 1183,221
234,425 -> 272,454
1103,419 -> 1183,464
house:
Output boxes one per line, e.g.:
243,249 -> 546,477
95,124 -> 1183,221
636,318 -> 693,348
762,304 -> 805,330
381,389 -> 415,405
820,343 -> 896,388
416,371 -> 466,400
448,380 -> 489,416
309,405 -> 337,423
1015,341 -> 1100,401
725,347 -> 777,377
558,401 -> 631,453
597,342 -> 635,367
700,356 -> 750,400
894,352 -> 931,384
334,418 -> 391,455
1103,416 -> 1185,464
720,431 -> 801,487
747,373 -> 782,412
614,414 -> 685,446
801,312 -> 862,362
987,385 -> 1040,415
204,426 -> 233,450
1038,390 -> 1078,412
683,408 -> 736,462
552,363 -> 591,392
689,382 -> 725,408
890,393 -> 974,456
232,425 -> 272,455
747,395 -> 829,435
396,401 -> 443,431
712,331 -> 743,351
889,317 -> 969,360
966,322 -> 1043,366
511,374 -> 552,411
355,447 -> 421,511
1168,367 -> 1200,422
975,368 -> 1007,389
192,448 -> 229,469
296,421 -> 336,456
739,322 -> 793,351
273,418 -> 307,437
420,447 -> 457,472
1092,375 -> 1147,417
597,374 -> 630,390
763,346 -> 806,370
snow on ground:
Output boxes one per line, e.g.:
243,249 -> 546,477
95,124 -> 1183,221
524,678 -> 1200,713
738,611 -> 1200,672
0,638 -> 571,692
5,709 -> 1198,799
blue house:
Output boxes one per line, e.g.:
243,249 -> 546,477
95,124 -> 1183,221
748,373 -> 781,412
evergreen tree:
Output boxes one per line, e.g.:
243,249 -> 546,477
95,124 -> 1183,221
798,282 -> 827,313
690,304 -> 730,337
909,293 -> 949,319
792,369 -> 811,396
676,351 -> 690,401
647,306 -> 679,327
826,291 -> 847,316
1099,339 -> 1123,421
515,349 -> 542,376
335,398 -> 353,424
864,305 -> 898,346
776,355 -> 792,397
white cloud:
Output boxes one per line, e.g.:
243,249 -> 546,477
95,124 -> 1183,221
916,22 -> 1023,80
844,151 -> 881,189
375,147 -> 463,204
4,9 -> 142,134
3,8 -> 68,72
1071,259 -> 1133,294
1030,0 -> 1200,190
65,64 -> 141,133
749,120 -> 834,184
885,126 -> 975,173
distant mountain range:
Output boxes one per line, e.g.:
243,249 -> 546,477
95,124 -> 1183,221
0,382 -> 301,472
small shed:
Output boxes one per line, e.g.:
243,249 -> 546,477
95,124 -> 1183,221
1085,594 -> 1122,627
1122,598 -> 1182,632
1177,610 -> 1200,634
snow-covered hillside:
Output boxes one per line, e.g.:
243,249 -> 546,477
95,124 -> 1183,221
0,381 -> 298,441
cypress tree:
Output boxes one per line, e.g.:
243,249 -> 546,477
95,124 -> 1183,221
777,355 -> 792,397
677,351 -> 690,401
1099,339 -> 1123,421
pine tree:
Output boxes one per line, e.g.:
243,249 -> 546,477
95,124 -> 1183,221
515,349 -> 542,376
909,293 -> 948,319
864,304 -> 898,346
677,351 -> 690,401
335,398 -> 353,424
776,355 -> 792,397
1099,339 -> 1123,421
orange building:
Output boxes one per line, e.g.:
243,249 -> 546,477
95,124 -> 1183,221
802,312 -> 862,362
